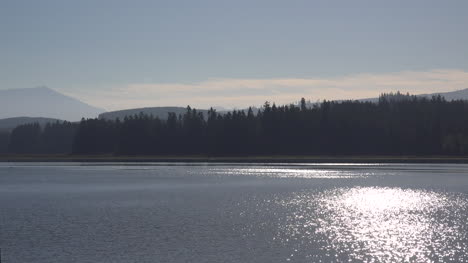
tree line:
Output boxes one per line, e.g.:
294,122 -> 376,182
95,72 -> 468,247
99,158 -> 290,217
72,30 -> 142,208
0,121 -> 76,154
2,93 -> 468,156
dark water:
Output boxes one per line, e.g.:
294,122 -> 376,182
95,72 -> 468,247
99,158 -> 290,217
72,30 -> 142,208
1,163 -> 468,262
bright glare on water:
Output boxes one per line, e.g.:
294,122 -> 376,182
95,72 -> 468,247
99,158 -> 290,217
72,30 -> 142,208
278,187 -> 467,262
1,163 -> 468,262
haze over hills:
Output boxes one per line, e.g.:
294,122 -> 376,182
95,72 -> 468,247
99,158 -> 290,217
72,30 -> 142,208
419,88 -> 468,101
360,88 -> 468,103
98,106 -> 261,121
99,88 -> 468,120
0,87 -> 105,121
99,107 -> 211,121
2,87 -> 468,124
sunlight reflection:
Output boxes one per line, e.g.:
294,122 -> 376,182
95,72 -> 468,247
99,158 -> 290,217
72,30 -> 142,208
209,168 -> 370,179
278,187 -> 468,262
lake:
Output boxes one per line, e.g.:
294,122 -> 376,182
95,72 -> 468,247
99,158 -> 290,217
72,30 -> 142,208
1,163 -> 467,262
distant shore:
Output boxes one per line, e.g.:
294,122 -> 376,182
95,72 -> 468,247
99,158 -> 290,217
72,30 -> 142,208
1,155 -> 468,163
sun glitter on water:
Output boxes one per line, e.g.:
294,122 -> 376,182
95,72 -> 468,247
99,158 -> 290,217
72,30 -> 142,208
278,187 -> 468,262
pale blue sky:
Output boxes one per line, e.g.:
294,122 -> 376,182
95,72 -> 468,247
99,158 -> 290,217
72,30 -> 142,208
1,0 -> 467,110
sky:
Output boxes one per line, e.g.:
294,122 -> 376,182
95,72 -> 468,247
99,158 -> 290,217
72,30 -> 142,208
1,0 -> 468,110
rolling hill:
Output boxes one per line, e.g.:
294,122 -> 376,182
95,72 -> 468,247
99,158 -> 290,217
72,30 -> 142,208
360,88 -> 468,103
419,88 -> 468,101
99,107 -> 211,120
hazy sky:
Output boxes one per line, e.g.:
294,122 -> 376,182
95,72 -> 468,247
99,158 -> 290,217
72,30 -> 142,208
1,0 -> 467,110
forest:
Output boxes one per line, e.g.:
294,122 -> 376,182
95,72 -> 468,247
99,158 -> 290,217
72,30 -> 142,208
2,93 -> 468,156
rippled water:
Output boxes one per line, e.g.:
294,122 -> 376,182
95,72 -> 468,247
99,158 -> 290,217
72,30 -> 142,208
1,163 -> 468,262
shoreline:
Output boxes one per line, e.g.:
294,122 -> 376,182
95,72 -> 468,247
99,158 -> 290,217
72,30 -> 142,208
1,155 -> 468,163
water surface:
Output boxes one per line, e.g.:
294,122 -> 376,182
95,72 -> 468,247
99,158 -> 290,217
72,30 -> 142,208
1,163 -> 467,262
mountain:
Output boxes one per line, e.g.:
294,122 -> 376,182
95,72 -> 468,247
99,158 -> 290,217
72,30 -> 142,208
0,87 -> 105,121
0,117 -> 64,132
99,107 -> 211,120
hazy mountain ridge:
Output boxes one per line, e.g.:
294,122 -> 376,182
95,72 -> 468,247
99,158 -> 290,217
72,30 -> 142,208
3,87 -> 468,124
99,89 -> 468,121
418,88 -> 468,101
99,107 -> 211,120
98,106 -> 262,120
359,88 -> 468,103
0,87 -> 105,121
